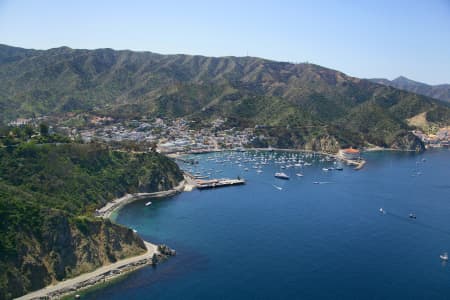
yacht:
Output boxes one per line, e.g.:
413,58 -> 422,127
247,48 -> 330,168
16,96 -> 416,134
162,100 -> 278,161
274,172 -> 290,180
440,252 -> 448,261
145,201 -> 152,206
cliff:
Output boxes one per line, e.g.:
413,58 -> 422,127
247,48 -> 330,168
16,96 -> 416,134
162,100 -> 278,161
0,142 -> 183,299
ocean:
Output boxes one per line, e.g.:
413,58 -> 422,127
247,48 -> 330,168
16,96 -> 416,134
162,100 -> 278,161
84,150 -> 450,299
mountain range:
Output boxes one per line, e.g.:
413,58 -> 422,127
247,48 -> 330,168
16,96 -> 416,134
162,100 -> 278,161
1,44 -> 449,151
370,76 -> 450,103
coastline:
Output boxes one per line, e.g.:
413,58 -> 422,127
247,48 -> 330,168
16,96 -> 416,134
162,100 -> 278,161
17,180 -> 186,300
17,242 -> 159,300
97,179 -> 186,219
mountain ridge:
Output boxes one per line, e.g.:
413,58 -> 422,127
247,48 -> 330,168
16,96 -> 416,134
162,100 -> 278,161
1,44 -> 449,151
369,76 -> 450,103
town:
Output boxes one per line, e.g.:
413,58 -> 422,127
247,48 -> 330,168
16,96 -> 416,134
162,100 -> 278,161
6,115 -> 450,154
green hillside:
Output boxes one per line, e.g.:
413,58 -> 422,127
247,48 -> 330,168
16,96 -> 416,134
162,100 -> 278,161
0,132 -> 183,299
1,44 -> 449,150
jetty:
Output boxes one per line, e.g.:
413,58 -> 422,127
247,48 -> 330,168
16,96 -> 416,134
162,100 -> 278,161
183,171 -> 245,190
196,178 -> 246,189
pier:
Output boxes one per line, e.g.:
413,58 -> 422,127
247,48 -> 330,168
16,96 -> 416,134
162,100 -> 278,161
196,178 -> 246,190
183,171 -> 245,190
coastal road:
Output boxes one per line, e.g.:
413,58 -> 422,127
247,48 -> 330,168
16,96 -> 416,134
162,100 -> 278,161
16,242 -> 158,300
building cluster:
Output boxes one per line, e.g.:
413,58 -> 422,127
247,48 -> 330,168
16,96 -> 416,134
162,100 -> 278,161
413,128 -> 450,148
75,117 -> 256,153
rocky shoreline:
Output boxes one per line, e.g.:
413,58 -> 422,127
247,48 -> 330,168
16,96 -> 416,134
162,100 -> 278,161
17,242 -> 177,300
17,180 -> 185,300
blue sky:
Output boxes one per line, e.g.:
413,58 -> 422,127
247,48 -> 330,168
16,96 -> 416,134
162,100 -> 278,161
0,0 -> 449,84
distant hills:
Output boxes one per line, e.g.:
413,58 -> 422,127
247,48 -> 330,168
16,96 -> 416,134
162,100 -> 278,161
1,44 -> 449,151
370,76 -> 450,103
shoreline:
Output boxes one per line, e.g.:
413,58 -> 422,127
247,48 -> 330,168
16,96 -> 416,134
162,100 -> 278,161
97,179 -> 186,219
17,242 -> 159,300
17,180 -> 186,300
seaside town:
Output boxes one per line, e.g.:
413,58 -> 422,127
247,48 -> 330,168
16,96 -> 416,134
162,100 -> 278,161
8,116 -> 255,153
7,116 -> 450,154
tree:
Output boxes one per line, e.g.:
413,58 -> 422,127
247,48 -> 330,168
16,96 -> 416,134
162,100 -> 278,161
39,123 -> 49,136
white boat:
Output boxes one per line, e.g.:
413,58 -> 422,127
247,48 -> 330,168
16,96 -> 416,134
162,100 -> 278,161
145,201 -> 152,206
296,173 -> 304,177
273,184 -> 283,190
440,252 -> 448,261
274,172 -> 290,180
256,169 -> 263,173
379,208 -> 386,214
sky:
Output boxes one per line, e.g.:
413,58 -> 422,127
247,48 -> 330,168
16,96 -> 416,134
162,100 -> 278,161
0,0 -> 449,84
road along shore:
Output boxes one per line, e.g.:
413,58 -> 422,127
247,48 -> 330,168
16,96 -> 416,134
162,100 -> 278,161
16,181 -> 185,300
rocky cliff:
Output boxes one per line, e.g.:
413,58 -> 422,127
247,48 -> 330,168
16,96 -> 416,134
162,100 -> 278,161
2,215 -> 145,300
0,142 -> 183,300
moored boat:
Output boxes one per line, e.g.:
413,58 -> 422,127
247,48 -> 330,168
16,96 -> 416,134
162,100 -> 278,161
274,172 -> 290,180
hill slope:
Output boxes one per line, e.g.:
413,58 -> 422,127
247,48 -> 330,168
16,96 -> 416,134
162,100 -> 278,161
0,139 -> 183,300
1,44 -> 449,150
370,76 -> 450,103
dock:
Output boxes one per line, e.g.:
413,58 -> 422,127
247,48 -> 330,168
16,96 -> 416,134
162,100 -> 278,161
183,172 -> 245,190
196,178 -> 246,190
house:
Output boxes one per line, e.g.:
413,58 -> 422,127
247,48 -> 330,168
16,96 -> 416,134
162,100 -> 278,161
339,148 -> 360,160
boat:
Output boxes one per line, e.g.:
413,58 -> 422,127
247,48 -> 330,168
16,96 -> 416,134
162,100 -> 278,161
409,213 -> 416,219
440,252 -> 448,261
256,169 -> 263,173
274,172 -> 290,180
273,184 -> 283,190
322,168 -> 330,171
335,167 -> 343,171
145,201 -> 152,206
296,173 -> 304,177
379,208 -> 386,214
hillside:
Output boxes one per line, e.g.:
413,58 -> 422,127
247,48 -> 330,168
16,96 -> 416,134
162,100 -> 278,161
1,44 -> 450,150
370,76 -> 450,103
0,135 -> 183,299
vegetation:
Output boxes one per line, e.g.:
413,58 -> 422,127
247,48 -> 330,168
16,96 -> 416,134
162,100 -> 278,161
1,44 -> 449,150
0,136 -> 183,299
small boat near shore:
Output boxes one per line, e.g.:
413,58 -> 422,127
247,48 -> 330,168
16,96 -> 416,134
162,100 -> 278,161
145,201 -> 152,206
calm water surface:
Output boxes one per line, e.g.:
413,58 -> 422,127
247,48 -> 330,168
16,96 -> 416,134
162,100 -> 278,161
85,150 -> 450,299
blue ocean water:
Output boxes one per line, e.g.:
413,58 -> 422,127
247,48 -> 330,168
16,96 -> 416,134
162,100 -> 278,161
85,150 -> 450,299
